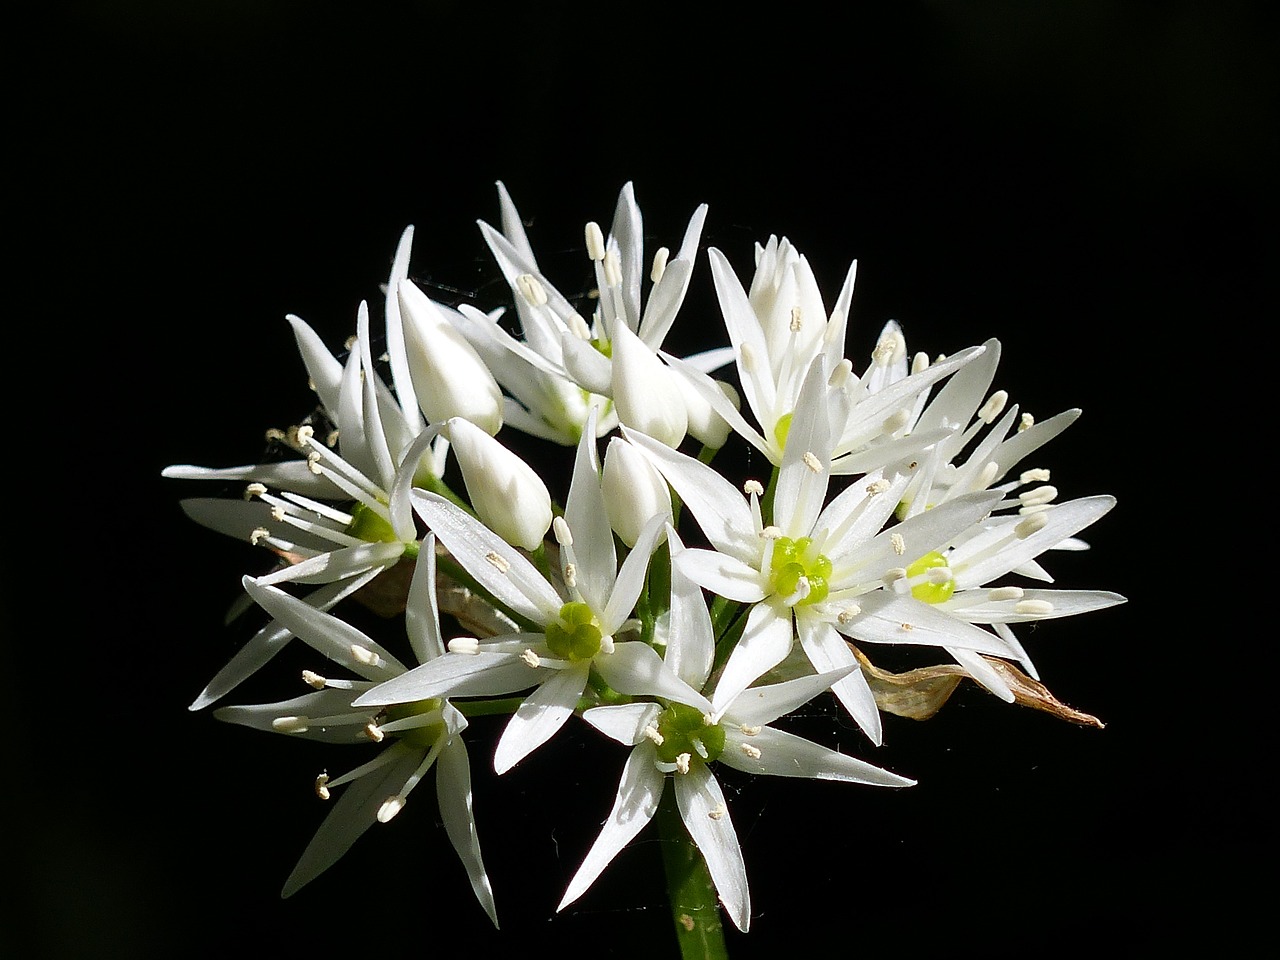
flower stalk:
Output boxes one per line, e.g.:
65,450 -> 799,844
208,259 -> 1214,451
657,787 -> 731,960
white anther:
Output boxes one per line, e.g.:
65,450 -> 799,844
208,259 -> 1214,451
1015,599 -> 1056,616
760,525 -> 782,540
743,479 -> 764,497
314,773 -> 331,801
740,743 -> 762,760
272,716 -> 309,734
585,222 -> 606,261
265,427 -> 287,443
708,804 -> 728,821
866,478 -> 891,495
564,562 -> 577,588
448,637 -> 480,655
1019,503 -> 1052,515
739,724 -> 762,736
245,482 -> 267,498
1015,513 -> 1049,539
485,551 -> 511,573
377,795 -> 405,823
1019,412 -> 1035,432
974,461 -> 1000,491
789,306 -> 803,332
553,516 -> 573,546
890,532 -> 906,556
837,604 -> 862,624
521,649 -> 541,668
828,358 -> 853,388
306,453 -> 323,475
270,505 -> 286,522
978,390 -> 1009,424
1019,485 -> 1058,507
644,725 -> 665,746
802,451 -> 822,473
516,273 -> 548,307
911,351 -> 931,374
883,567 -> 907,585
675,753 -> 692,775
326,429 -> 340,448
250,527 -> 271,546
302,670 -> 327,690
900,622 -> 915,631
739,343 -> 757,372
989,586 -> 1024,601
568,312 -> 593,340
926,566 -> 953,584
882,408 -> 911,434
1020,468 -> 1051,484
599,635 -> 615,655
602,250 -> 622,288
364,722 -> 384,743
650,246 -> 669,283
350,644 -> 379,666
295,424 -> 316,446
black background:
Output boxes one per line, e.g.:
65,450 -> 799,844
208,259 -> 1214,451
9,2 -> 1270,956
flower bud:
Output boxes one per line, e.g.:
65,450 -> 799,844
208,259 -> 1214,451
611,321 -> 687,448
399,279 -> 504,435
602,438 -> 673,547
673,373 -> 739,450
445,418 -> 552,551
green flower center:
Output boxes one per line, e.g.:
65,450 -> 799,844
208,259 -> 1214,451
344,501 -> 399,544
545,601 -> 603,661
773,412 -> 794,449
654,702 -> 725,765
590,337 -> 613,359
769,536 -> 832,606
381,697 -> 445,750
905,551 -> 955,604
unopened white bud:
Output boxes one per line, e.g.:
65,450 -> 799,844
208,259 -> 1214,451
447,418 -> 553,551
611,322 -> 687,448
602,438 -> 673,548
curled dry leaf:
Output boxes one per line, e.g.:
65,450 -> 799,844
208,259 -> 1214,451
849,644 -> 1104,728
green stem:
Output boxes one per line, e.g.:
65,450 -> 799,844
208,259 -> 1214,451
656,785 -> 730,960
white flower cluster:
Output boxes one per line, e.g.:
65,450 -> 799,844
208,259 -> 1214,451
165,182 -> 1124,934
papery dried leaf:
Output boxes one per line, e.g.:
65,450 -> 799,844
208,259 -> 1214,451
849,644 -> 1104,728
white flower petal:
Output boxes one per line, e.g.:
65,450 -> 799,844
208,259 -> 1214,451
711,603 -> 794,719
252,540 -> 405,587
594,642 -> 711,713
213,689 -> 373,744
493,664 -> 590,774
436,737 -> 499,927
582,703 -> 664,745
352,649 -> 539,706
564,407 -> 617,610
720,726 -> 914,787
665,528 -> 715,691
674,548 -> 768,604
796,617 -> 883,744
674,762 -> 750,932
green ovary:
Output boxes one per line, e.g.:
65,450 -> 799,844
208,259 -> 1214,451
382,698 -> 445,750
590,337 -> 613,359
769,536 -> 832,606
906,551 -> 955,604
654,702 -> 726,765
344,501 -> 399,543
545,601 -> 603,661
773,412 -> 794,449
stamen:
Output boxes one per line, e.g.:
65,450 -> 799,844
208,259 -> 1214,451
485,551 -> 511,573
295,424 -> 316,446
1019,503 -> 1051,516
978,391 -> 1009,423
272,716 -> 309,734
802,451 -> 822,473
739,724 -> 762,736
598,634 -> 615,655
553,516 -> 573,546
650,247 -> 669,283
790,306 -> 803,332
911,352 -> 930,374
350,644 -> 380,667
245,482 -> 267,499
1019,485 -> 1058,507
760,525 -> 782,540
270,505 -> 286,522
644,725 -> 665,745
872,329 -> 905,367
989,586 -> 1024,601
1020,468 -> 1051,484
708,804 -> 727,821
568,312 -> 592,340
364,722 -> 384,743
890,532 -> 906,556
448,637 -> 480,655
585,222 -> 606,261
883,567 -> 907,585
516,273 -> 548,307
926,566 -> 953,584
1019,412 -> 1035,432
743,479 -> 764,497
837,604 -> 862,623
1015,513 -> 1049,539
306,453 -> 323,475
1015,599 -> 1055,615
740,743 -> 762,760
326,429 -> 340,448
866,478 -> 891,495
973,461 -> 1000,491
521,649 -> 541,668
563,562 -> 577,588
250,527 -> 271,546
828,358 -> 853,388
302,670 -> 327,690
674,753 -> 691,775
900,622 -> 915,631
739,343 -> 757,372
314,773 -> 330,800
377,795 -> 406,823
602,250 -> 622,288
882,408 -> 911,434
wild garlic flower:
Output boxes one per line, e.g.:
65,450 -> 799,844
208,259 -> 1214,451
214,537 -> 498,923
557,532 -> 913,931
353,410 -> 706,773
